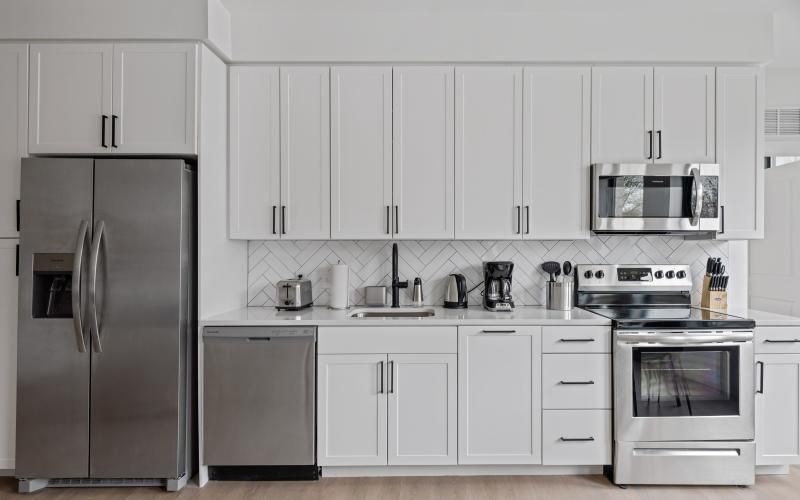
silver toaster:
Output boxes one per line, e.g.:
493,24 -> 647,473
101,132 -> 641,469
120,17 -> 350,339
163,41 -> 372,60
275,276 -> 313,310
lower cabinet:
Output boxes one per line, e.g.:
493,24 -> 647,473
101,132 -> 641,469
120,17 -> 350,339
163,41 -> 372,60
755,353 -> 800,465
318,350 -> 457,466
542,410 -> 612,466
0,240 -> 18,470
458,326 -> 542,464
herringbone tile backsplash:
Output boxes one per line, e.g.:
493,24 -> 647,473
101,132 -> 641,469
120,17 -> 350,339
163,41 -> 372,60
248,236 -> 729,307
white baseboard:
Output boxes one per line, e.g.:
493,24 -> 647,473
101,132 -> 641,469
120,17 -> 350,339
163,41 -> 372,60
756,464 -> 791,475
321,465 -> 604,478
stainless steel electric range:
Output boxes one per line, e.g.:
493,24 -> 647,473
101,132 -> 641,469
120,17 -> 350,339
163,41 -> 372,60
576,264 -> 756,486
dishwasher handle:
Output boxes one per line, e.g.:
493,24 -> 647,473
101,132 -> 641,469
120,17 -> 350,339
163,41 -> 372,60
204,327 -> 316,340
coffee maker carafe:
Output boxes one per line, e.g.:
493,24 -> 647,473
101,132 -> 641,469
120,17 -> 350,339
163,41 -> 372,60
483,261 -> 514,312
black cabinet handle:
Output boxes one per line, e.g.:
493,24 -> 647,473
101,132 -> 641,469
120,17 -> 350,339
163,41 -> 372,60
480,330 -> 516,334
272,206 -> 277,235
559,338 -> 596,343
647,130 -> 653,160
560,437 -> 595,442
378,361 -> 384,394
764,339 -> 800,343
525,205 -> 530,235
720,205 -> 725,234
559,380 -> 595,385
386,206 -> 390,234
101,115 -> 108,148
389,360 -> 394,394
757,361 -> 764,394
15,244 -> 19,277
281,206 -> 286,235
394,205 -> 399,235
111,115 -> 118,148
656,130 -> 663,159
516,206 -> 521,234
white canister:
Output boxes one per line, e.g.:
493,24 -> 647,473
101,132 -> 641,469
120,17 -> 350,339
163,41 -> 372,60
329,261 -> 350,309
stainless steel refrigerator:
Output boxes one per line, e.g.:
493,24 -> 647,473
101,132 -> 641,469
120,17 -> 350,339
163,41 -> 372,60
15,158 -> 194,492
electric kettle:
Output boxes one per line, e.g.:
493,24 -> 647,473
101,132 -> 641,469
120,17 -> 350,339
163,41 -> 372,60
444,274 -> 468,309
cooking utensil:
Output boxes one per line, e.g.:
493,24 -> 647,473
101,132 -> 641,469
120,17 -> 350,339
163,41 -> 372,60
563,261 -> 573,278
542,261 -> 561,282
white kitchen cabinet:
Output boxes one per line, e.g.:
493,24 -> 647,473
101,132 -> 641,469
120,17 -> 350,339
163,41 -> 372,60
542,410 -> 612,466
388,354 -> 457,465
0,44 -> 27,239
29,43 -> 113,154
228,66 -> 281,239
331,66 -> 392,239
523,67 -> 590,240
756,354 -> 800,466
653,67 -> 715,163
458,326 -> 542,464
318,354 -> 387,466
716,67 -> 764,240
0,240 -> 18,470
112,43 -> 197,155
392,66 -> 455,240
591,66 -> 653,164
455,67 -> 523,240
280,66 -> 331,239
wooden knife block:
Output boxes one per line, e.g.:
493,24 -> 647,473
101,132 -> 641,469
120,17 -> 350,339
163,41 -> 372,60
700,275 -> 728,311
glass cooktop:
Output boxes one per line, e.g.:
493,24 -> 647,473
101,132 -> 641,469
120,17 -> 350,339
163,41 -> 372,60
583,306 -> 755,330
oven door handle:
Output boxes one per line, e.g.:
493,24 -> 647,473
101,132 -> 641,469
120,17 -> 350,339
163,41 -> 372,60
616,332 -> 753,344
690,166 -> 702,227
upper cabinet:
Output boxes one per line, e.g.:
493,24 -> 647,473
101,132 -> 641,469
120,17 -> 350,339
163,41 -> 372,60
331,66 -> 393,240
29,43 -> 197,155
716,67 -> 764,240
228,66 -> 331,240
393,66 -> 455,240
523,67 -> 591,240
591,66 -> 715,164
0,44 -> 27,238
112,43 -> 197,155
455,67 -> 523,240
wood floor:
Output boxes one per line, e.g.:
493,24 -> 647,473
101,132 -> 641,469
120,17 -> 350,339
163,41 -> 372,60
1,470 -> 799,500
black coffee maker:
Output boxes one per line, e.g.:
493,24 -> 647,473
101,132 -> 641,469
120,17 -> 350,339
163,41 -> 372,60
483,261 -> 514,312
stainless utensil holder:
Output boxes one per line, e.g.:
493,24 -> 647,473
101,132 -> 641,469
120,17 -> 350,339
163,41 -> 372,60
546,281 -> 574,311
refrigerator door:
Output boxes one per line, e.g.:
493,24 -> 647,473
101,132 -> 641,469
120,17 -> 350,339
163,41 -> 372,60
88,159 -> 191,478
16,158 -> 93,478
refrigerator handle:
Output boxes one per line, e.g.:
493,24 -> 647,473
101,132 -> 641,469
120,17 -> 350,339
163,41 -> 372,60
71,220 -> 89,353
88,220 -> 105,353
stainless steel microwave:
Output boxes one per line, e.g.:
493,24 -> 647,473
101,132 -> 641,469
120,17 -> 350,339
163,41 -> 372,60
591,163 -> 720,234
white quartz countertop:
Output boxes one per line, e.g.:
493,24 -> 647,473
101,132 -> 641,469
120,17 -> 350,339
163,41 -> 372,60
201,305 -> 611,327
730,308 -> 800,327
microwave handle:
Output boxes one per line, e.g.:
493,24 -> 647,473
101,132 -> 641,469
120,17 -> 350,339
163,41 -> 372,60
690,167 -> 703,226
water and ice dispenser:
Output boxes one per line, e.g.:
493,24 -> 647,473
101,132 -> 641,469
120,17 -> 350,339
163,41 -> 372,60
31,253 -> 75,319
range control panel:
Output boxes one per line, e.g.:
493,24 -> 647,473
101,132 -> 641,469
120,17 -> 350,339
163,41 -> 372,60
576,264 -> 692,291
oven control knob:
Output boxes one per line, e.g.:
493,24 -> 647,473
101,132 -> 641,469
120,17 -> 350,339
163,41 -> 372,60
595,270 -> 605,279
676,270 -> 687,279
654,270 -> 664,279
583,270 -> 593,279
665,270 -> 675,279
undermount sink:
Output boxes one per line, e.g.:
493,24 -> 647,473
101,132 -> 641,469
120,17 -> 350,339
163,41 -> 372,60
349,307 -> 436,319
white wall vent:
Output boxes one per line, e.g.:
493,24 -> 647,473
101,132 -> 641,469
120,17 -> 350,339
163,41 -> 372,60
766,108 -> 800,137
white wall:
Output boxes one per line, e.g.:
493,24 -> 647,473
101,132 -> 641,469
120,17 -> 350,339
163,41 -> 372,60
223,0 -> 774,63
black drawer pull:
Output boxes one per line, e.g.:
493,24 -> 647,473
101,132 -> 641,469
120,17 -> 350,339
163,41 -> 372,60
480,330 -> 516,334
560,437 -> 595,442
764,339 -> 800,343
558,338 -> 596,343
559,380 -> 595,385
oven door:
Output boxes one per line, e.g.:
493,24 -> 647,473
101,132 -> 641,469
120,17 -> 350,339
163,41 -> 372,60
592,163 -> 720,233
614,330 -> 754,442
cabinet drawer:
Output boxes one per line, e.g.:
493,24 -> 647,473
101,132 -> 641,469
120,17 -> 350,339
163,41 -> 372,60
756,327 -> 800,354
542,326 -> 611,353
543,410 -> 611,465
542,354 -> 611,409
318,326 -> 457,354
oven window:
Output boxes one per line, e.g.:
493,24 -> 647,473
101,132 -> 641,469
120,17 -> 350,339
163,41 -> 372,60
598,176 -> 693,218
632,346 -> 740,417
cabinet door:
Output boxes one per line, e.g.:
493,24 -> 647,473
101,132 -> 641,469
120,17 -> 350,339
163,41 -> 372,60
716,67 -> 764,240
458,326 -> 542,464
29,43 -> 112,154
0,240 -> 18,470
331,67 -> 392,239
756,354 -> 800,465
0,44 -> 27,238
228,66 -> 281,239
112,43 -> 197,154
388,354 -> 456,465
653,67 -> 715,163
280,66 -> 331,239
318,354 -> 388,466
393,66 -> 455,239
523,67 -> 590,240
455,67 -> 523,240
591,66 -> 654,163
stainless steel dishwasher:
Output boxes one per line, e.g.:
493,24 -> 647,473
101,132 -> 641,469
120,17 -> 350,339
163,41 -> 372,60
203,326 -> 317,479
